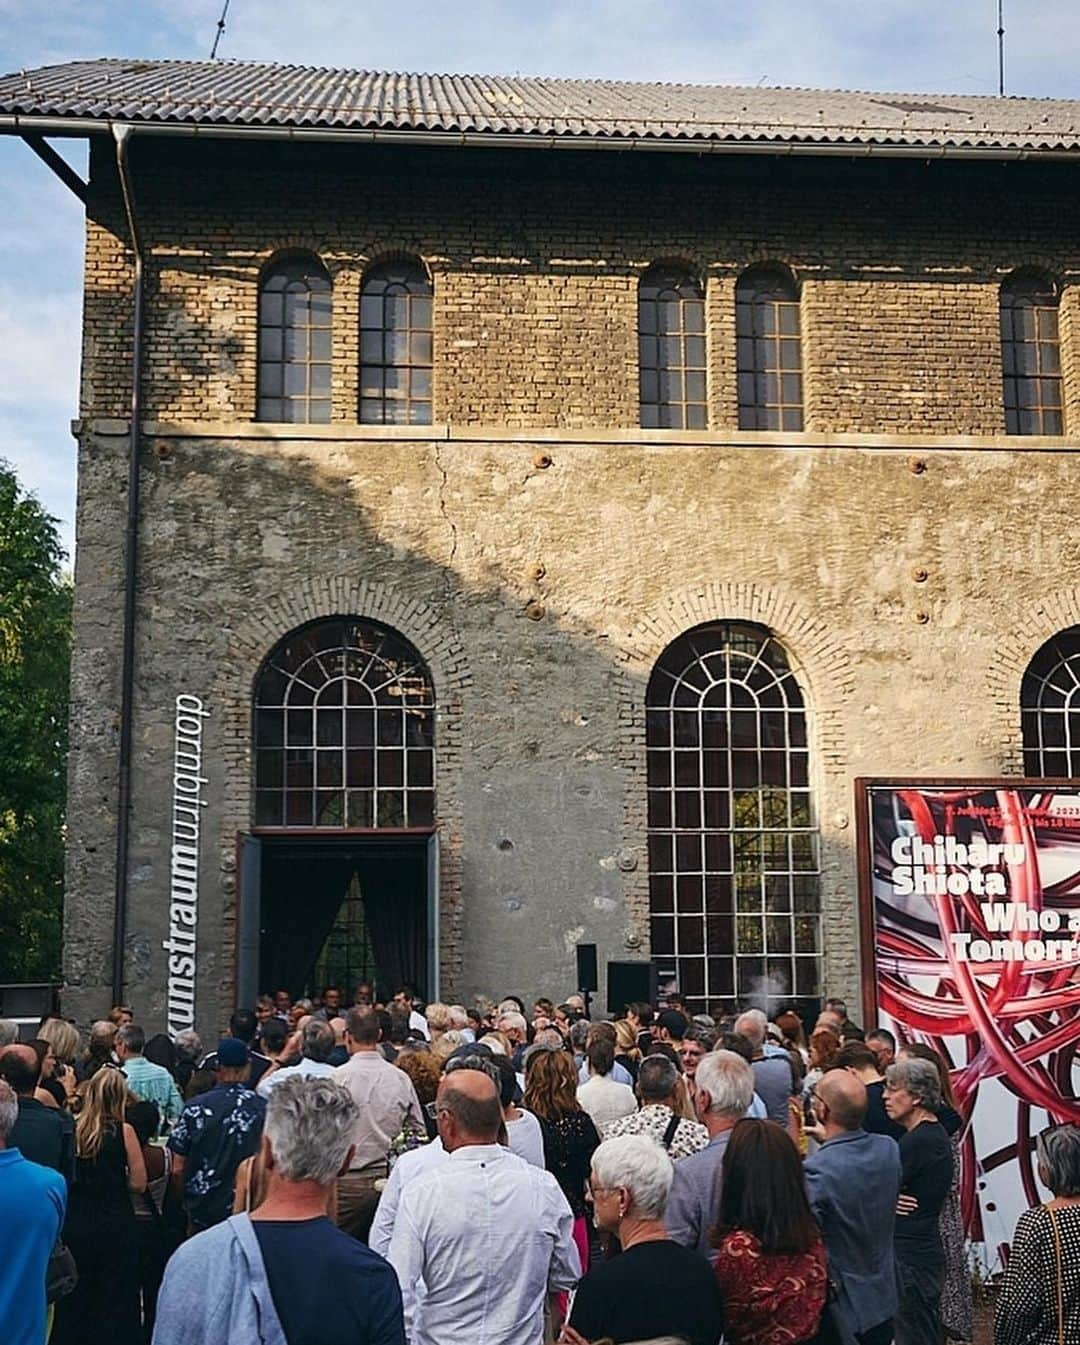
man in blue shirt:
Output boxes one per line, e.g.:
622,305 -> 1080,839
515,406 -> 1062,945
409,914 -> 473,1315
117,1024 -> 184,1129
0,1078 -> 67,1345
804,1068 -> 902,1345
154,1075 -> 404,1345
168,1038 -> 266,1230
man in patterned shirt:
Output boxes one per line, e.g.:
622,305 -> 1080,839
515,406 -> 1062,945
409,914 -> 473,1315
600,1055 -> 708,1158
168,1038 -> 266,1231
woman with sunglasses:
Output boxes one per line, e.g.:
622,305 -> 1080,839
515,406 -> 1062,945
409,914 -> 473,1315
996,1124 -> 1080,1345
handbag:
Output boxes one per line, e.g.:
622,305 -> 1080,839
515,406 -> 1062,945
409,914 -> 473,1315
45,1238 -> 78,1303
1047,1203 -> 1066,1345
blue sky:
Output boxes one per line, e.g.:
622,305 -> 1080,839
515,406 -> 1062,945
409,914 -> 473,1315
1,0 -> 1078,558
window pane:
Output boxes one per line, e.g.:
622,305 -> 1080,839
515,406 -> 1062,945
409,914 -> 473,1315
359,262 -> 433,424
638,269 -> 708,430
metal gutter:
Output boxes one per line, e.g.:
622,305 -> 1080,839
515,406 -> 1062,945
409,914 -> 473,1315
2,112 -> 1080,161
110,123 -> 145,1009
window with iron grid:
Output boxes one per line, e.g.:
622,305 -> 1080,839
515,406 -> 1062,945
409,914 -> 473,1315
1001,278 -> 1063,436
359,262 -> 433,425
736,269 -> 804,431
638,269 -> 708,429
254,619 -> 435,829
257,259 -> 332,424
1021,628 -> 1080,777
646,622 -> 820,1016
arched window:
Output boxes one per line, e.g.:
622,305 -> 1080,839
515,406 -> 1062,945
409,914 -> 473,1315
359,261 -> 433,425
254,618 -> 435,828
646,622 -> 819,1013
1021,628 -> 1080,776
736,267 -> 803,431
638,267 -> 707,429
258,256 -> 332,423
1001,273 -> 1063,435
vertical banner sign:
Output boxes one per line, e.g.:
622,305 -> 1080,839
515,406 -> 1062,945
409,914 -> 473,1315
164,695 -> 209,1036
858,780 -> 1080,1267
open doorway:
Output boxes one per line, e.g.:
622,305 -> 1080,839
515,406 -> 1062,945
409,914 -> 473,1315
236,832 -> 438,1004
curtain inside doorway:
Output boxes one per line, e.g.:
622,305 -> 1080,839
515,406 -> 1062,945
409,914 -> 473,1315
259,852 -> 357,996
359,851 -> 427,999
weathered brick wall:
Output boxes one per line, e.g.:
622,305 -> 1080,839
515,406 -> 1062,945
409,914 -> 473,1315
63,136 -> 1080,1032
82,140 -> 1080,434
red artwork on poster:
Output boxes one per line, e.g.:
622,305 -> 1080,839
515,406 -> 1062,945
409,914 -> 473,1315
857,780 -> 1080,1268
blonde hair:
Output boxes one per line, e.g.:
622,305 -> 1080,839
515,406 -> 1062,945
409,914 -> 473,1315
431,1029 -> 466,1062
39,1017 -> 81,1065
614,1019 -> 639,1057
76,1067 -> 130,1160
425,1002 -> 453,1035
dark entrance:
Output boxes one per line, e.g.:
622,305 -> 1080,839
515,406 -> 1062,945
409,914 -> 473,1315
237,832 -> 438,1004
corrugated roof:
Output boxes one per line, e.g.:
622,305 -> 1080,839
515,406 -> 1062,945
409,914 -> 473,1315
1,58 -> 1079,155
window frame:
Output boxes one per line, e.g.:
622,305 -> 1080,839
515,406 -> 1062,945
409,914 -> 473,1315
358,259 -> 434,426
1000,272 -> 1064,437
256,254 -> 333,425
638,265 -> 708,430
735,265 -> 804,432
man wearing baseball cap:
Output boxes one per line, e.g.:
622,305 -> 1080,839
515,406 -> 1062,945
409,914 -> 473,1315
168,1038 -> 267,1232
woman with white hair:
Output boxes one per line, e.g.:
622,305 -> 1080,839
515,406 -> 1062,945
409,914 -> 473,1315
996,1123 -> 1080,1344
561,1135 -> 722,1345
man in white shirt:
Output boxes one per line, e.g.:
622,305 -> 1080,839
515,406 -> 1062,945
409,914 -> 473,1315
388,1070 -> 580,1345
333,1007 -> 424,1240
258,1019 -> 337,1096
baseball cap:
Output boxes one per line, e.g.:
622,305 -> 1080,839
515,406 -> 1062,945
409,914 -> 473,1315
216,1037 -> 249,1068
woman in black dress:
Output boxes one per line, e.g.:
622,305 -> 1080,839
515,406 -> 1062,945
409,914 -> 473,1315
54,1065 -> 147,1345
524,1045 -> 600,1277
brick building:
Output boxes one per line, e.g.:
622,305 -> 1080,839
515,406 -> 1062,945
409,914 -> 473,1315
3,59 -> 1080,1035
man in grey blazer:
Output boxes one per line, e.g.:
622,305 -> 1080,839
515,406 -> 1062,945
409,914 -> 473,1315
804,1069 -> 902,1345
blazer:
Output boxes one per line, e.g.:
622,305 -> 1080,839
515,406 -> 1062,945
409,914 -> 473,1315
803,1128 -> 902,1336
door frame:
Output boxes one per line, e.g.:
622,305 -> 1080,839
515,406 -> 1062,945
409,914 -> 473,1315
234,826 -> 439,1004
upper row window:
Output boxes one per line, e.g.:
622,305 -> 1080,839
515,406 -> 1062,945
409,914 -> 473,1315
258,256 -> 433,426
257,255 -> 1065,436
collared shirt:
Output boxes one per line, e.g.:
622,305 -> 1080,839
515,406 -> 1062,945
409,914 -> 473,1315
576,1059 -> 633,1087
664,1128 -> 733,1262
9,1095 -> 74,1182
332,1050 -> 424,1171
601,1103 -> 709,1159
388,1143 -> 580,1345
257,1058 -> 336,1097
123,1054 -> 184,1128
0,1148 -> 66,1345
369,1139 -> 452,1257
804,1127 -> 902,1335
168,1083 -> 266,1229
505,1108 -> 545,1168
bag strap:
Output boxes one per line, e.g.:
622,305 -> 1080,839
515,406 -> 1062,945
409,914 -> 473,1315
1046,1203 -> 1066,1345
661,1112 -> 681,1151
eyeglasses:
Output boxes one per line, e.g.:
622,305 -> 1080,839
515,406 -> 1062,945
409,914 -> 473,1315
424,1101 -> 450,1121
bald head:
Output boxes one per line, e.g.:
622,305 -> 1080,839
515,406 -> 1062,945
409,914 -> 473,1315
437,1069 -> 502,1146
0,1044 -> 40,1096
817,1068 -> 868,1130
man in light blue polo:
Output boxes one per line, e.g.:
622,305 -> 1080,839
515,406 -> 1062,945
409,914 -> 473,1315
117,1023 -> 184,1129
804,1068 -> 902,1345
0,1077 -> 67,1345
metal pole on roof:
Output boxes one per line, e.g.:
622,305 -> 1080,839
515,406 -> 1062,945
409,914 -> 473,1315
998,1 -> 1005,97
211,0 -> 232,59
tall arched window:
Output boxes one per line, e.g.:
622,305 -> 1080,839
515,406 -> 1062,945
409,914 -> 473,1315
359,260 -> 433,425
736,267 -> 803,430
258,256 -> 332,423
1021,628 -> 1080,776
638,267 -> 707,429
646,622 -> 819,1013
1001,273 -> 1064,435
254,619 -> 435,828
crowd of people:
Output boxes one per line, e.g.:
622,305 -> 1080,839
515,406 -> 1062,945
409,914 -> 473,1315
2,985 -> 1078,1345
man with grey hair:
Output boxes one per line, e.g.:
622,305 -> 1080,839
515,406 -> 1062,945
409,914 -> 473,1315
388,1069 -> 579,1345
258,1018 -> 337,1095
735,1009 -> 798,1137
0,1018 -> 18,1047
117,1023 -> 184,1127
567,1135 -> 722,1345
665,1049 -> 755,1260
602,1054 -> 709,1157
0,1077 -> 67,1345
173,1028 -> 202,1092
153,1077 -> 405,1345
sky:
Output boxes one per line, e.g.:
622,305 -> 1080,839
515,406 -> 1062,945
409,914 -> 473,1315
1,0 -> 1078,559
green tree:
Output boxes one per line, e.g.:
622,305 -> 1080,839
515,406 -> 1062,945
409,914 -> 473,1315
0,459 -> 71,982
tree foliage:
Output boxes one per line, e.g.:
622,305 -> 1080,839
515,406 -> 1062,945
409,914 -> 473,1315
0,460 -> 71,982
